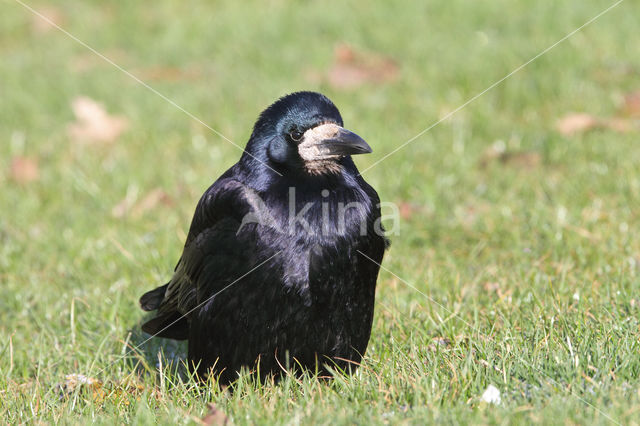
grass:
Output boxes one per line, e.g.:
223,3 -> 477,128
1,0 -> 640,423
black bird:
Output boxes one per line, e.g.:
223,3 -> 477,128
140,91 -> 388,384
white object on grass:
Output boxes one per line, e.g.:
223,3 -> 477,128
481,384 -> 501,404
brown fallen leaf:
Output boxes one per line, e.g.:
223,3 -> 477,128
398,201 -> 416,220
478,141 -> 505,168
9,156 -> 39,184
68,96 -> 129,144
556,112 -> 637,136
326,43 -> 399,90
499,151 -> 541,169
603,117 -> 634,133
70,49 -> 129,74
136,66 -> 202,82
111,195 -> 135,219
334,43 -> 355,63
303,69 -> 324,85
200,403 -> 229,426
479,142 -> 541,170
58,374 -> 105,402
31,6 -> 64,34
556,113 -> 599,136
483,282 -> 500,293
110,377 -> 146,406
112,188 -> 173,218
622,91 -> 640,117
131,188 -> 173,218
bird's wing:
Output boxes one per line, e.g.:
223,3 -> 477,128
341,189 -> 388,356
140,176 -> 266,338
354,173 -> 390,249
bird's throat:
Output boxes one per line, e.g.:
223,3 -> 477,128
303,159 -> 343,176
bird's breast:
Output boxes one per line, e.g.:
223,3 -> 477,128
251,186 -> 372,241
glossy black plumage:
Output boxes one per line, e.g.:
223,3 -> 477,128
140,92 -> 388,384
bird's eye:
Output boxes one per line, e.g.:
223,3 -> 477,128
289,130 -> 303,142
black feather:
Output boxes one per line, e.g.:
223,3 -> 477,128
141,312 -> 189,340
139,283 -> 168,311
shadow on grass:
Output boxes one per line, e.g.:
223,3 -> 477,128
124,316 -> 189,379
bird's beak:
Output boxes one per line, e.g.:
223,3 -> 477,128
299,123 -> 372,161
318,127 -> 372,156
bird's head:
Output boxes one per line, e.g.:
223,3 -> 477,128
242,92 -> 372,176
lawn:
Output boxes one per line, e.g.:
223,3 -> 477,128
1,0 -> 639,424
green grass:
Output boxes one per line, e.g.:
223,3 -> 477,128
2,0 -> 640,424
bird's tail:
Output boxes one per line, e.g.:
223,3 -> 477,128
139,283 -> 168,311
141,312 -> 188,340
140,283 -> 189,340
